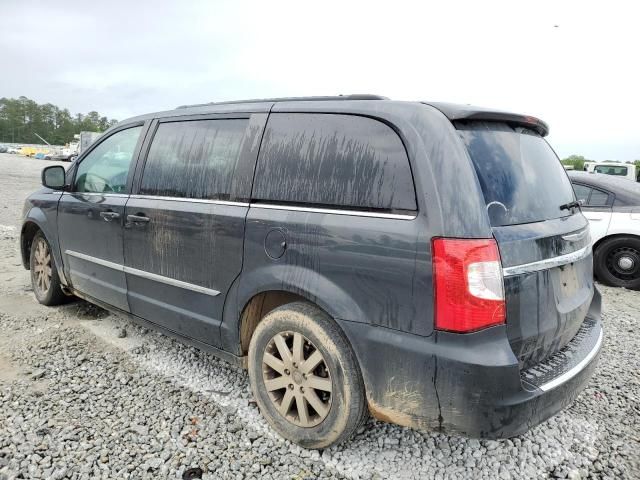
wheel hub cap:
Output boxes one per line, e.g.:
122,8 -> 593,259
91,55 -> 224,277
618,256 -> 634,271
292,370 -> 304,385
262,331 -> 332,428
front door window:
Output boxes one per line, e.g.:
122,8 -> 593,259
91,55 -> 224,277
75,126 -> 142,193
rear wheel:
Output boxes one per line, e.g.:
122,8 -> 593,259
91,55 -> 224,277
594,236 -> 640,290
248,302 -> 368,448
30,232 -> 68,305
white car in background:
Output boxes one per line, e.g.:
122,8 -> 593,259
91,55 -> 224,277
569,171 -> 640,289
583,161 -> 639,182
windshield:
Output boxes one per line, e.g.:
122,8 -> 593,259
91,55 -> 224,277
457,121 -> 575,227
594,165 -> 627,176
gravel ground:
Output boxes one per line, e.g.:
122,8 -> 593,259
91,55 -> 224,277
0,153 -> 638,479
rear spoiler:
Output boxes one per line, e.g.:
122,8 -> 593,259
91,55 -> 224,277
423,102 -> 549,137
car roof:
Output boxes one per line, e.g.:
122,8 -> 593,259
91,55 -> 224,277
115,95 -> 549,136
569,171 -> 640,205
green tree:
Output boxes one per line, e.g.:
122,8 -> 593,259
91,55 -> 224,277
561,154 -> 587,171
0,96 -> 118,144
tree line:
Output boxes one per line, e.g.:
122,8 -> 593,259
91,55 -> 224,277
0,96 -> 118,145
561,154 -> 640,171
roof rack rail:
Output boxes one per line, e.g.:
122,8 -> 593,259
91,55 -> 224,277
176,94 -> 389,109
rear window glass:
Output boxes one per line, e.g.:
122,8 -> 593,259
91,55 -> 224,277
253,113 -> 416,211
456,121 -> 575,227
594,165 -> 627,176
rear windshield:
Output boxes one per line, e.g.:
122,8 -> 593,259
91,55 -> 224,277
456,121 -> 575,227
594,165 -> 627,176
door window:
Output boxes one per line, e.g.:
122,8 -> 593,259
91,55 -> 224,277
571,183 -> 611,207
139,119 -> 248,200
572,183 -> 591,203
252,113 -> 416,211
587,188 -> 610,206
75,126 -> 142,193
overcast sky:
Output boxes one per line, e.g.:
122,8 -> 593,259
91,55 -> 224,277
1,0 -> 638,161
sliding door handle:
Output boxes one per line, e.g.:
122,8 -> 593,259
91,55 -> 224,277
126,214 -> 150,225
99,211 -> 120,222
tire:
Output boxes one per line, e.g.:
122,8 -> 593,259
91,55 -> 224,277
248,302 -> 368,448
594,236 -> 640,290
30,231 -> 68,305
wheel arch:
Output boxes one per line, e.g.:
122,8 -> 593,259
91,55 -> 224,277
20,206 -> 67,286
236,289 -> 353,357
593,232 -> 640,255
221,264 -> 369,356
20,220 -> 42,269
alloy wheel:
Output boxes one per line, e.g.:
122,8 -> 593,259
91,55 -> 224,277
261,331 -> 332,428
33,238 -> 52,296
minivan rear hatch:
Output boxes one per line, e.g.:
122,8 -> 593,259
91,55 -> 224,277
456,121 -> 594,369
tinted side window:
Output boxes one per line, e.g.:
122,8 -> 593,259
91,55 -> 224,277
253,113 -> 416,211
140,119 -> 248,200
588,188 -> 610,206
75,126 -> 142,193
572,183 -> 591,203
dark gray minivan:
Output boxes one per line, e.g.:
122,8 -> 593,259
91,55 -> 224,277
22,96 -> 603,448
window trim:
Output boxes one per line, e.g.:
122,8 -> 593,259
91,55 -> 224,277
571,183 -> 593,204
250,112 -> 419,213
572,182 -> 614,208
593,165 -> 628,176
132,113 -> 253,201
69,121 -> 147,195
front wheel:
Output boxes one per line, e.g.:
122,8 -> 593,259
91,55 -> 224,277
248,302 -> 368,448
30,232 -> 68,305
594,236 -> 640,290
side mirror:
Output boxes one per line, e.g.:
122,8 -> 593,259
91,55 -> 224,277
42,165 -> 66,190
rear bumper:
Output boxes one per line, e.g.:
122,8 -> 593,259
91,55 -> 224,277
338,289 -> 603,438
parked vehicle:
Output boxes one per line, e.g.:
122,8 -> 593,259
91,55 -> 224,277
0,146 -> 7,153
586,161 -> 639,182
20,96 -> 603,448
7,146 -> 20,154
569,171 -> 640,289
19,147 -> 35,156
48,152 -> 77,162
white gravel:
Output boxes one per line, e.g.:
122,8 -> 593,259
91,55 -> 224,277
0,153 -> 638,479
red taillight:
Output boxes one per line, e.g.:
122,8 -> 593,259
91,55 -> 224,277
432,238 -> 505,333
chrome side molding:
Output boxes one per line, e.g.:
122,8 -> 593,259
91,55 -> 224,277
65,250 -> 124,271
502,245 -> 592,277
129,194 -> 249,207
64,250 -> 220,297
250,203 -> 417,220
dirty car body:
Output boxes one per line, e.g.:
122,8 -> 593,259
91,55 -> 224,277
21,96 -> 602,441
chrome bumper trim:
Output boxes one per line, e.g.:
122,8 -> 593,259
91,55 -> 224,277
538,327 -> 603,392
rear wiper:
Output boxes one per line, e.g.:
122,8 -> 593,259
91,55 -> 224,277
559,200 -> 582,211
